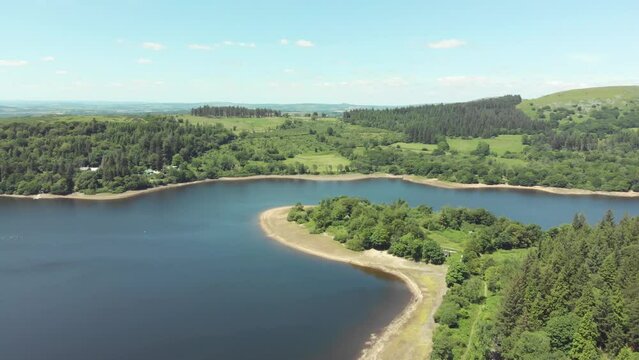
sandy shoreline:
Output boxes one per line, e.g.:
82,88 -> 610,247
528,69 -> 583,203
260,206 -> 448,360
1,173 -> 638,201
400,175 -> 639,198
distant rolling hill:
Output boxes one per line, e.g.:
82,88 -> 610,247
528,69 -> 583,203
518,86 -> 639,118
3,86 -> 638,119
0,101 -> 387,118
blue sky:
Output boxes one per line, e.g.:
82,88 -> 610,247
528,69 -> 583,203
1,0 -> 638,104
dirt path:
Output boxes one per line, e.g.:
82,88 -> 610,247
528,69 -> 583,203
462,281 -> 489,360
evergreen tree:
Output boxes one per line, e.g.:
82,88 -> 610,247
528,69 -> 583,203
570,312 -> 600,360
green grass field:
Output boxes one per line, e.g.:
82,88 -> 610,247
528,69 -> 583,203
283,152 -> 351,173
180,114 -> 288,132
390,142 -> 437,152
492,157 -> 527,167
427,229 -> 470,252
390,135 -> 524,156
448,135 -> 524,155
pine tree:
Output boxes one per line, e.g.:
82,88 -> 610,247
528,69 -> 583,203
596,288 -> 629,355
573,213 -> 587,230
570,312 -> 600,360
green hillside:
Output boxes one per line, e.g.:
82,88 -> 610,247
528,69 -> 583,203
518,86 -> 639,119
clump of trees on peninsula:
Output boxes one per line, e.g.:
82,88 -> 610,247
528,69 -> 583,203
287,196 -> 541,264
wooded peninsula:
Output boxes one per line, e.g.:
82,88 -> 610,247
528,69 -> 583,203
280,196 -> 639,360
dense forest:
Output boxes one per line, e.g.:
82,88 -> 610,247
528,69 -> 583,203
488,212 -> 639,359
434,211 -> 639,360
288,197 -> 639,359
343,96 -> 547,142
0,117 -> 235,194
191,105 -> 282,118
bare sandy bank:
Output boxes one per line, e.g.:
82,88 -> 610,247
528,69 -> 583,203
260,206 -> 448,360
401,175 -> 639,198
0,174 -> 401,201
2,173 -> 638,201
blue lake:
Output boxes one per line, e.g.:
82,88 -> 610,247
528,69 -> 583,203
1,178 -> 638,359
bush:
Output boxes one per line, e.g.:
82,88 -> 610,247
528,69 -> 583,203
545,314 -> 579,352
50,178 -> 71,195
422,239 -> 446,264
511,331 -> 553,360
345,236 -> 365,251
330,226 -> 349,243
434,302 -> 461,328
446,258 -> 470,287
432,326 -> 462,360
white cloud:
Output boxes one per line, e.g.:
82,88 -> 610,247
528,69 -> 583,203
569,53 -> 603,64
314,78 -> 402,88
221,41 -> 256,48
295,39 -> 315,48
55,70 -> 68,75
137,58 -> 152,64
428,39 -> 466,49
130,79 -> 166,87
41,56 -> 55,62
0,59 -> 28,67
188,43 -> 212,51
284,68 -> 295,73
142,42 -> 165,51
437,75 -> 489,86
280,38 -> 289,45
383,76 -> 409,87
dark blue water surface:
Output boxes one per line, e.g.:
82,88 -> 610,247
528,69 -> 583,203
1,178 -> 638,360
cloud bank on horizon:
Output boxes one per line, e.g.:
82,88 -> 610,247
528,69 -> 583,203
0,0 -> 637,104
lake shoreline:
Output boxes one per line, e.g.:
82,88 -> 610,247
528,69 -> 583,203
260,206 -> 448,360
2,173 -> 638,201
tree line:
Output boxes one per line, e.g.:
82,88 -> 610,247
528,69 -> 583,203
343,96 -> 548,143
340,143 -> 639,192
191,105 -> 282,118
